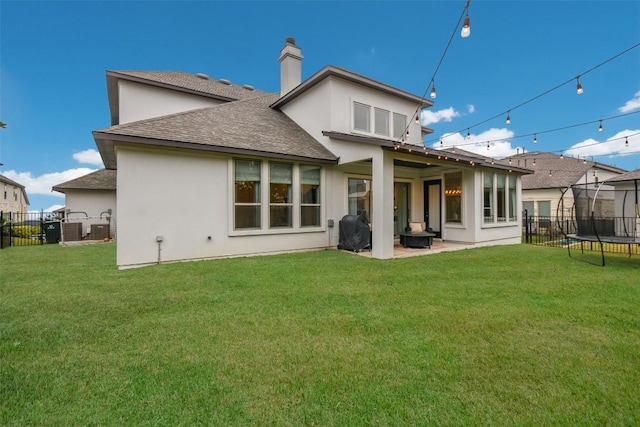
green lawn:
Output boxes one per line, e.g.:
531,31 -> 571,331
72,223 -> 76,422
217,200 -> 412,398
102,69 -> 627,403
1,243 -> 639,426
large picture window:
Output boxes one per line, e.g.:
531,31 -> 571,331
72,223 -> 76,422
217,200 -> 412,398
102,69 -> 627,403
301,165 -> 321,227
234,159 -> 322,232
497,174 -> 506,221
235,159 -> 261,229
444,172 -> 462,223
270,163 -> 292,228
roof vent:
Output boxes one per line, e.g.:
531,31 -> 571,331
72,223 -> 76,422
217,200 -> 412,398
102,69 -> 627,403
195,73 -> 209,80
218,78 -> 231,85
242,84 -> 255,91
286,37 -> 296,45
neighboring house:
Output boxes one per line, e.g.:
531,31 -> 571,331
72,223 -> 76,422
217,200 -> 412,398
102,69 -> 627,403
92,38 -> 532,268
504,151 -> 626,220
0,174 -> 29,215
603,169 -> 640,236
52,169 -> 116,240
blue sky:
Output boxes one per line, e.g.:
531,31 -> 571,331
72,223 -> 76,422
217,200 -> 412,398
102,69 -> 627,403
1,0 -> 639,211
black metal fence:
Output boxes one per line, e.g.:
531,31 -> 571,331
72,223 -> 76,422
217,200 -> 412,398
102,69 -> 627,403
522,211 -> 640,255
0,211 -> 62,249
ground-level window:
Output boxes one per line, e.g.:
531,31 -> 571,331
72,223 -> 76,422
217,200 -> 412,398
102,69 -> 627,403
234,159 -> 323,231
301,165 -> 321,227
444,172 -> 462,223
483,172 -> 518,224
348,178 -> 371,221
235,159 -> 261,229
269,163 -> 292,228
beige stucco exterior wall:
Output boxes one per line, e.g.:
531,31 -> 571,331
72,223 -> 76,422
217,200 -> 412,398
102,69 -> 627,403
115,145 -> 334,268
118,80 -> 225,124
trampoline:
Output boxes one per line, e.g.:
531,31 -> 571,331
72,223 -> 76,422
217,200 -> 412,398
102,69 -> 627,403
558,174 -> 640,266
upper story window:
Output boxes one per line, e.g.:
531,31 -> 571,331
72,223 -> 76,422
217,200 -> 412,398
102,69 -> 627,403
374,108 -> 390,137
353,102 -> 371,132
393,113 -> 407,140
353,101 -> 407,140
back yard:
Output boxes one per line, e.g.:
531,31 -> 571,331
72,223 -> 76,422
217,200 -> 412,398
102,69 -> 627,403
1,243 -> 639,426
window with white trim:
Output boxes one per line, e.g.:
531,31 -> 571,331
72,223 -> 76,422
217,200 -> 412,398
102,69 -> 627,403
233,159 -> 323,231
234,159 -> 261,229
270,163 -> 293,228
393,113 -> 407,139
353,102 -> 370,132
374,108 -> 390,137
301,165 -> 321,227
444,172 -> 462,223
483,172 -> 518,224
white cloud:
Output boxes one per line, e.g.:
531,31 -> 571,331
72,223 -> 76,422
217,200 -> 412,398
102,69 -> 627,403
430,128 -> 519,158
3,168 -> 98,197
420,107 -> 460,126
467,104 -> 475,114
565,129 -> 640,158
72,149 -> 104,166
618,91 -> 640,113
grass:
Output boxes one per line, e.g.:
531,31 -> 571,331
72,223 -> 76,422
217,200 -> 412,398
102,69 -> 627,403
1,243 -> 639,426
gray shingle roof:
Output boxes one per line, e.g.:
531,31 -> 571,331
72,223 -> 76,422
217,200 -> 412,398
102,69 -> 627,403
604,169 -> 640,184
108,70 -> 272,101
0,174 -> 25,189
94,94 -> 338,167
52,169 -> 116,193
504,152 -> 627,189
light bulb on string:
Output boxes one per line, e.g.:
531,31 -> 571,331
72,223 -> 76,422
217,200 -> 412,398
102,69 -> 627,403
461,15 -> 471,38
533,133 -> 537,144
430,84 -> 437,99
533,158 -> 536,166
576,76 -> 584,95
506,111 -> 511,125
625,137 -> 629,147
560,152 -> 564,159
466,129 -> 471,140
598,120 -> 603,132
415,114 -> 420,125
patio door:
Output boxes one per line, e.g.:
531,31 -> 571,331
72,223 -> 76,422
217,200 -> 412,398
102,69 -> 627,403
424,180 -> 442,238
394,182 -> 410,236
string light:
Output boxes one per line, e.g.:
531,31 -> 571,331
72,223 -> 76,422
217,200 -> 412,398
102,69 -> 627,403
506,111 -> 511,125
533,133 -> 537,144
415,114 -> 420,125
576,76 -> 584,95
461,0 -> 471,38
598,120 -> 603,132
466,129 -> 471,140
533,158 -> 536,166
625,137 -> 629,147
430,80 -> 437,99
560,152 -> 564,159
427,42 -> 640,148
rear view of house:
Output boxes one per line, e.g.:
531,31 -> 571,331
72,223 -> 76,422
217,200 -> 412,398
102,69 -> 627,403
92,38 -> 531,268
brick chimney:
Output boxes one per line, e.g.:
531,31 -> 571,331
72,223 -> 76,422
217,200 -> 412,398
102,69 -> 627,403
278,37 -> 303,97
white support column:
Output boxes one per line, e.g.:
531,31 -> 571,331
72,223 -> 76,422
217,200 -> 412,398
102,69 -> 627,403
371,150 -> 395,259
